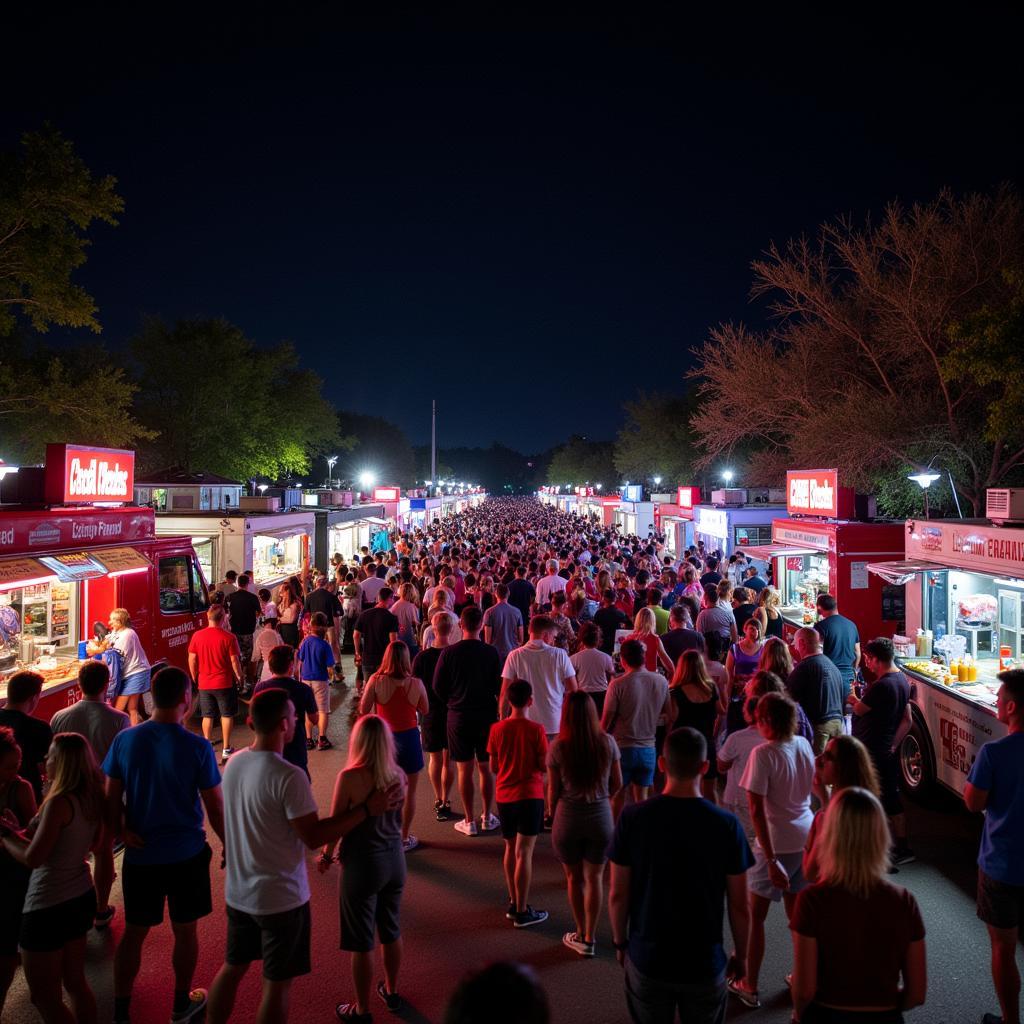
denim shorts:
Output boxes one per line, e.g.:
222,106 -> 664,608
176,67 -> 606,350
620,746 -> 656,787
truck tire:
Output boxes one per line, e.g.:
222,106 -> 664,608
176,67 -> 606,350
899,717 -> 935,799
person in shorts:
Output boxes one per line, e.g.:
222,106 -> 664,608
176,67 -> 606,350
729,692 -> 815,1010
412,611 -> 456,820
225,574 -> 263,693
964,669 -> 1024,1024
296,612 -> 336,750
488,680 -> 549,929
207,689 -> 392,1024
188,605 -> 244,763
601,639 -> 671,818
433,605 -> 502,836
103,667 -> 225,1024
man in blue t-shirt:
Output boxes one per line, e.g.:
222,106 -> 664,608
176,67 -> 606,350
964,669 -> 1024,1024
814,593 -> 861,685
609,726 -> 753,1023
103,666 -> 224,1024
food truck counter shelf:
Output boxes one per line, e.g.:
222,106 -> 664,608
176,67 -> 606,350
0,655 -> 89,699
898,658 -> 1000,712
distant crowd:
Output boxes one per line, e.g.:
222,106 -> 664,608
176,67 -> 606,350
0,496 -> 1021,1024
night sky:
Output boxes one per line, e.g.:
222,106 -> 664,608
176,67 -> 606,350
3,9 -> 1021,452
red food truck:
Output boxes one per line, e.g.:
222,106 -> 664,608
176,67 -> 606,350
743,469 -> 906,642
0,445 -> 209,720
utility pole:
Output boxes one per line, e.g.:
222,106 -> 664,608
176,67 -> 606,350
431,399 -> 437,496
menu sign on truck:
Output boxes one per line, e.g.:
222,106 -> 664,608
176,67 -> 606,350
44,444 -> 135,505
786,469 -> 854,519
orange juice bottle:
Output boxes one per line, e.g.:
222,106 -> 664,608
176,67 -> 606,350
949,659 -> 960,679
958,660 -> 968,682
968,661 -> 978,682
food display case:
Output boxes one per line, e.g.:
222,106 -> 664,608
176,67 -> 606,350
866,518 -> 1016,799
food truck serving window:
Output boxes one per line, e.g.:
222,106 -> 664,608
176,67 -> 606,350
252,532 -> 304,585
735,526 -> 772,547
780,552 -> 831,623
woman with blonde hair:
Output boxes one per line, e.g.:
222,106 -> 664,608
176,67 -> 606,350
791,787 -> 927,1023
104,608 -> 152,725
360,642 -> 429,852
626,608 -> 674,674
754,586 -> 785,641
321,715 -> 408,1021
2,733 -> 105,1023
669,651 -> 727,801
803,734 -> 880,884
758,635 -> 794,680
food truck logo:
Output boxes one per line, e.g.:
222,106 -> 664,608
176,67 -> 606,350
939,716 -> 973,775
28,523 -> 61,547
787,470 -> 838,516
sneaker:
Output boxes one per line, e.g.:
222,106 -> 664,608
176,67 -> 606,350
434,800 -> 450,821
505,899 -> 516,920
335,1004 -> 372,1023
727,979 -> 760,1008
306,737 -> 316,750
169,988 -> 208,1023
375,979 -> 402,1011
402,834 -> 419,852
543,813 -> 553,831
892,846 -> 916,866
513,905 -> 548,928
454,818 -> 479,837
318,736 -> 334,750
220,747 -> 235,763
480,812 -> 500,832
94,905 -> 115,930
563,931 -> 595,956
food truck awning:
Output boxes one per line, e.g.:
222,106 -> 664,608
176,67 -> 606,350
37,551 -> 110,582
95,546 -> 152,576
741,543 -> 822,559
0,556 -> 58,590
362,517 -> 390,526
865,559 -> 948,586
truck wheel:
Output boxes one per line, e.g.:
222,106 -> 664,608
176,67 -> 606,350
899,719 -> 935,799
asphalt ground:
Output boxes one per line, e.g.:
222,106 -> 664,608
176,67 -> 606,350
3,653 -> 1019,1023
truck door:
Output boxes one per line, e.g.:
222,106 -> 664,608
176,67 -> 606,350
152,546 -> 209,670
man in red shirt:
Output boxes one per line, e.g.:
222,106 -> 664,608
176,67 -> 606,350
487,679 -> 548,929
187,605 -> 244,763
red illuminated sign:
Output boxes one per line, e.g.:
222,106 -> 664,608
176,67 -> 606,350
45,444 -> 135,505
373,486 -> 401,502
575,486 -> 594,497
786,469 -> 853,518
677,486 -> 699,509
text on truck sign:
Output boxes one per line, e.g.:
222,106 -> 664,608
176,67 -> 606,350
44,444 -> 135,505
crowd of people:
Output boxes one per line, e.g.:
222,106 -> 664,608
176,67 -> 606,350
0,496 -> 1020,1024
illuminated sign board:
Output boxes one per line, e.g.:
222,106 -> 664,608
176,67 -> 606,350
372,487 -> 401,502
45,444 -> 135,505
786,469 -> 854,518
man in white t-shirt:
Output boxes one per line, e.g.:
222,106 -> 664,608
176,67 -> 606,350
206,689 -> 397,1024
534,560 -> 567,612
501,616 -> 577,738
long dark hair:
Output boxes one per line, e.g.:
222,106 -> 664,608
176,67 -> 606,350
557,691 -> 610,799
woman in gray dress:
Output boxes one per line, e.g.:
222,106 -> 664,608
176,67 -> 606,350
321,715 -> 407,1022
548,691 -> 622,958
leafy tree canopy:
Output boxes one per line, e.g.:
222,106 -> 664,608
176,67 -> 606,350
614,391 -> 699,486
0,333 -> 154,462
335,411 -> 416,488
546,435 -> 617,489
689,186 -> 1024,514
0,126 -> 124,336
130,317 -> 343,480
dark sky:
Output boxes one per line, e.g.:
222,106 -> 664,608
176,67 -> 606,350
3,9 -> 1022,452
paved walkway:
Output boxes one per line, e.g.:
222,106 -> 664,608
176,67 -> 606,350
4,654 -> 1019,1022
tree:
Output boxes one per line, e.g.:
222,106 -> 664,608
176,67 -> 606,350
130,317 -> 343,479
614,391 -> 700,486
689,187 -> 1024,514
0,126 -> 124,336
335,411 -> 416,488
0,333 -> 154,462
546,435 -> 617,488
